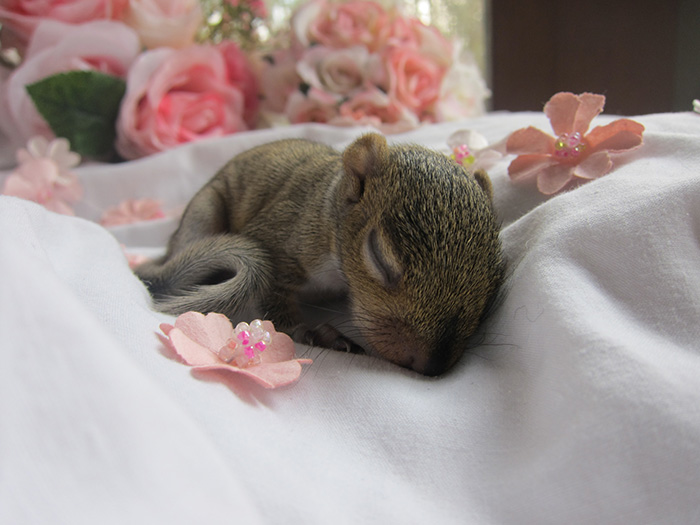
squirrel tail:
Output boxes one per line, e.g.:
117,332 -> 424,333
135,234 -> 273,319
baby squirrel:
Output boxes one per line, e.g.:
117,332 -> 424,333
136,133 -> 503,376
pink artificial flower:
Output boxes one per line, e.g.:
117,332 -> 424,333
159,312 -> 312,389
100,198 -> 165,226
116,44 -> 258,160
121,0 -> 202,49
123,250 -> 150,269
0,0 -> 127,46
259,48 -> 301,113
296,45 -> 384,99
506,92 -> 645,195
0,20 -> 140,149
384,46 -> 446,118
446,129 -> 505,173
293,0 -> 389,51
285,88 -> 338,125
2,137 -> 83,215
330,88 -> 418,134
380,14 -> 452,67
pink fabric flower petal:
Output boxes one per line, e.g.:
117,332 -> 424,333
585,119 -> 645,153
545,92 -> 605,136
573,151 -> 613,180
507,154 -> 556,182
194,360 -> 312,389
166,327 -> 223,367
537,163 -> 575,195
172,311 -> 234,353
258,321 -> 297,363
506,127 -> 554,155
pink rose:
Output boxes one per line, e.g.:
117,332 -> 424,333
296,46 -> 383,98
285,88 -> 338,125
259,48 -> 301,113
116,44 -> 259,160
381,15 -> 452,67
121,0 -> 202,49
384,47 -> 446,118
330,88 -> 418,134
217,41 -> 260,127
0,0 -> 127,46
293,0 -> 389,51
0,20 -> 140,150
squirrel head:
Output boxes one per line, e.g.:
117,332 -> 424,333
337,133 -> 503,376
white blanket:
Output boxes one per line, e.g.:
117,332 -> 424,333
2,112 -> 699,524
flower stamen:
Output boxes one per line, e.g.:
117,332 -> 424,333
554,132 -> 586,159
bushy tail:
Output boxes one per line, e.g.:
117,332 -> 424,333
136,234 -> 273,319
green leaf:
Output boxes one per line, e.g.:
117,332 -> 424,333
26,70 -> 126,159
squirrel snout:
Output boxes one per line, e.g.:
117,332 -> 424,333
366,321 -> 462,376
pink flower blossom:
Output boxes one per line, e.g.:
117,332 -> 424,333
262,0 -> 488,132
330,88 -> 418,134
293,0 -> 389,51
116,44 -> 259,160
296,46 -> 382,99
506,92 -> 645,195
285,88 -> 338,125
446,129 -> 505,173
2,137 -> 83,215
0,20 -> 140,149
0,0 -> 127,46
121,0 -> 202,49
159,312 -> 312,389
100,198 -> 165,227
259,48 -> 300,113
384,46 -> 446,118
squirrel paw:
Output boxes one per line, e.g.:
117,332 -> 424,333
292,323 -> 364,354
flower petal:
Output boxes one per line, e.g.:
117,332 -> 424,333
508,154 -> 555,182
544,92 -> 605,136
447,129 -> 489,151
585,119 -> 644,152
573,151 -> 613,180
194,359 -> 312,389
166,327 -> 223,367
258,321 -> 297,364
537,163 -> 574,195
173,311 -> 234,352
506,127 -> 554,155
572,93 -> 606,135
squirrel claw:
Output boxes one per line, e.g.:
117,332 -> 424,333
292,323 -> 364,354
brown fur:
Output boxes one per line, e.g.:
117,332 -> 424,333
136,133 -> 503,375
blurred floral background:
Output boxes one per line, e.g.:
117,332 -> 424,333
0,0 -> 488,163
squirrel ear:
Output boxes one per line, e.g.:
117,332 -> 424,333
343,133 -> 388,181
472,169 -> 494,201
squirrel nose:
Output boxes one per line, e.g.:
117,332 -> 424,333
394,339 -> 456,377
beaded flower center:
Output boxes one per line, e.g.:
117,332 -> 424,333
217,319 -> 271,367
554,132 -> 586,160
451,144 -> 475,166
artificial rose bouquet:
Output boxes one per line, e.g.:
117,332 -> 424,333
0,0 -> 488,162
0,0 -> 262,160
258,0 -> 489,133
